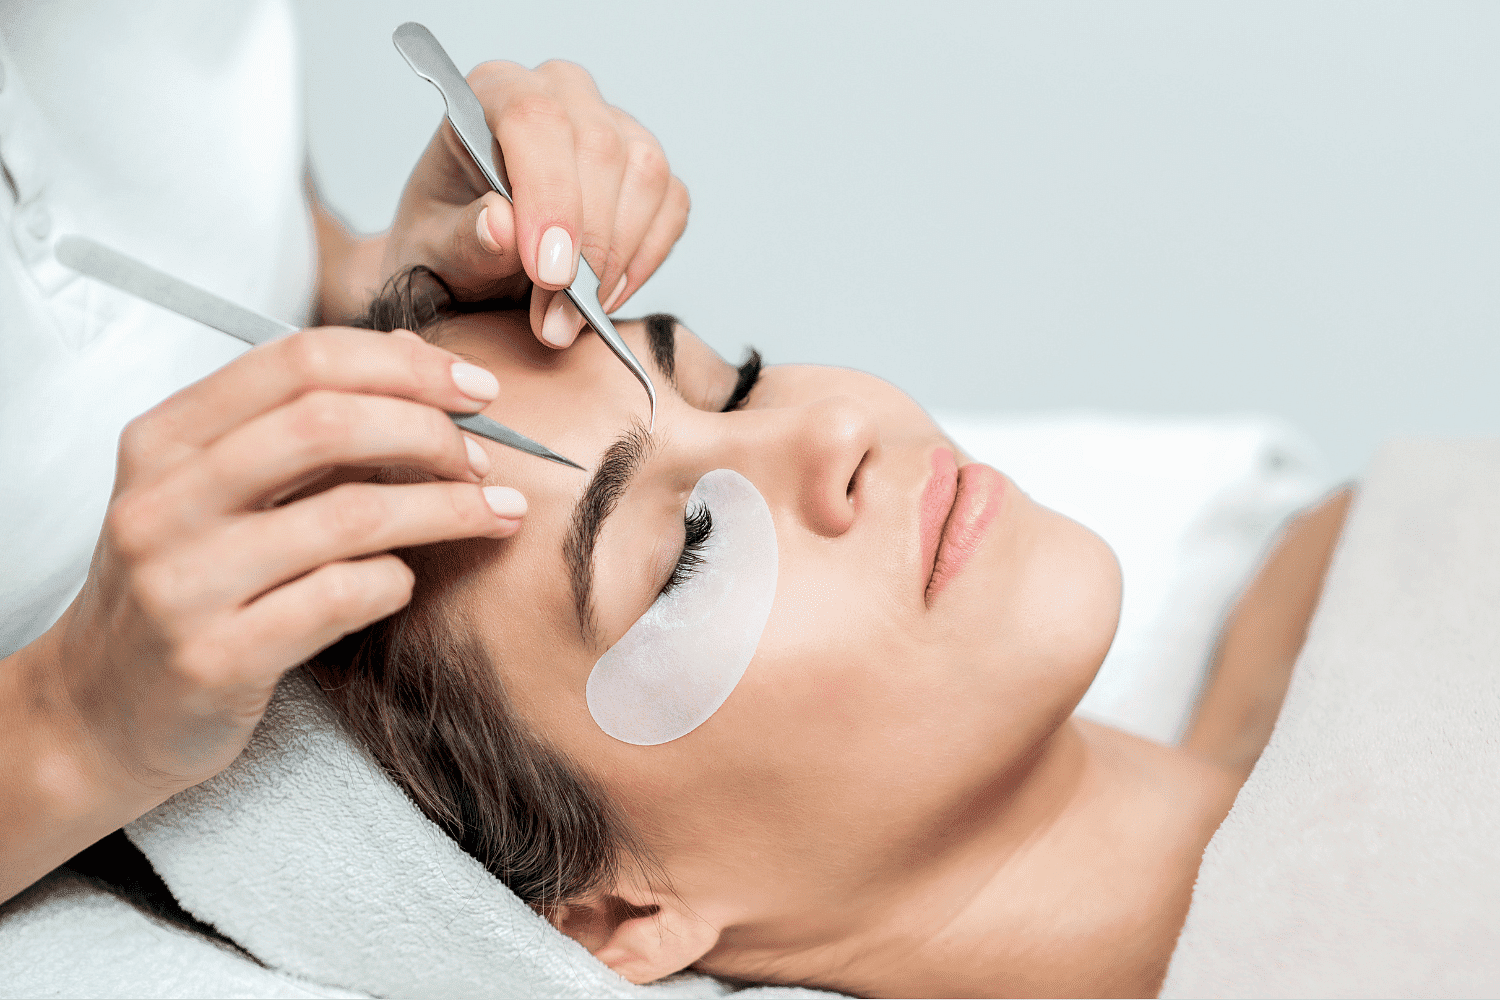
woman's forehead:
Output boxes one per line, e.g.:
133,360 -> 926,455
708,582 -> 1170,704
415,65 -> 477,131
440,314 -> 653,467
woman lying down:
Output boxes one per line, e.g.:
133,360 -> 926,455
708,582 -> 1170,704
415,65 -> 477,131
294,274 -> 1341,998
1,64 -> 1350,1000
15,280 -> 1349,997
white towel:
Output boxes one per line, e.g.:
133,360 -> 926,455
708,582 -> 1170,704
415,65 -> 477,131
1162,439 -> 1500,998
124,670 -> 836,999
0,869 -> 365,999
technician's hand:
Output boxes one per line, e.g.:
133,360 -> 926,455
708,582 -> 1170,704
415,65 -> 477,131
45,328 -> 523,801
381,59 -> 690,348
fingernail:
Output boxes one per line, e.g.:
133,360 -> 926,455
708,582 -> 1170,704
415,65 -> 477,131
465,437 -> 491,478
476,207 -> 503,255
483,485 -> 527,519
541,294 -> 582,348
537,225 -> 575,286
603,274 -> 628,313
451,361 -> 499,402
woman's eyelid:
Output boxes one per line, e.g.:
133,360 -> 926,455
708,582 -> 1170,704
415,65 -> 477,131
645,460 -> 714,603
637,475 -> 702,604
665,333 -> 760,413
721,349 -> 764,412
640,515 -> 689,607
614,471 -> 692,613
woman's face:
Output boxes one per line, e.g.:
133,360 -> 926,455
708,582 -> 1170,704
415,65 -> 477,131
437,310 -> 1121,951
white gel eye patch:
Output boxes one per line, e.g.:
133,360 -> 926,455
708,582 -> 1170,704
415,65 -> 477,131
586,469 -> 778,746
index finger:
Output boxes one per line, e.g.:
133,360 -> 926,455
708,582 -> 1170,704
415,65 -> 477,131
136,327 -> 499,461
471,62 -> 584,291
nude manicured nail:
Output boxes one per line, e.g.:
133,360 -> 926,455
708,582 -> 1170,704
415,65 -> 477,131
476,207 -> 502,254
603,274 -> 628,313
464,437 -> 491,478
537,225 -> 575,286
451,361 -> 499,401
541,294 -> 582,348
483,485 -> 527,519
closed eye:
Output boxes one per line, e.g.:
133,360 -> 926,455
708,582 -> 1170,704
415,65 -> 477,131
661,502 -> 713,597
722,349 -> 763,412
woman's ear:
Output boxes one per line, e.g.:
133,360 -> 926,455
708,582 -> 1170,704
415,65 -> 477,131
553,887 -> 720,985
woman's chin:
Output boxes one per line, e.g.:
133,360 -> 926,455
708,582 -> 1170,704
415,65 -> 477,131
949,495 -> 1121,708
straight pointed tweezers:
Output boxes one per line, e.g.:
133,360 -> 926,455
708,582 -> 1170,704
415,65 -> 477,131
54,235 -> 584,470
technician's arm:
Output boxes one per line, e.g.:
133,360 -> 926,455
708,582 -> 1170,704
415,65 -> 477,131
305,59 -> 689,347
0,328 -> 524,904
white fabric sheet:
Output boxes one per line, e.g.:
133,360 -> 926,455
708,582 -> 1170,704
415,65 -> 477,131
1162,439 -> 1500,998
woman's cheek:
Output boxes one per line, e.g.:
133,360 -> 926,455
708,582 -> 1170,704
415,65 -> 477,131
734,567 -> 918,743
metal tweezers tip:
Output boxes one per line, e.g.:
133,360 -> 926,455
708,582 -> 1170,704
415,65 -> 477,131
548,449 -> 586,471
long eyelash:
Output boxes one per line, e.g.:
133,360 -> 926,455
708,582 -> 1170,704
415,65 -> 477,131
721,348 -> 763,412
656,347 -> 757,598
661,503 -> 713,595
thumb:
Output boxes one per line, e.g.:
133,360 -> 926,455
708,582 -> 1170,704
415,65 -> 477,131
437,192 -> 527,299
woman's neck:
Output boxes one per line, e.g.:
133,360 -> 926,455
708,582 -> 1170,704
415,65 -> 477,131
787,719 -> 1239,998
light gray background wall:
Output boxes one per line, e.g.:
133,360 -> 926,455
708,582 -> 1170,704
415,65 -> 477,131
295,1 -> 1500,479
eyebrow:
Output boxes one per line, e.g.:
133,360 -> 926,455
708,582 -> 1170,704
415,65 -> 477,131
562,315 -> 679,644
644,313 -> 676,385
563,423 -> 657,643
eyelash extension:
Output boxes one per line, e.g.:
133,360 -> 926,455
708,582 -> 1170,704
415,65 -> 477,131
655,348 -> 758,598
661,503 -> 714,596
721,348 -> 763,413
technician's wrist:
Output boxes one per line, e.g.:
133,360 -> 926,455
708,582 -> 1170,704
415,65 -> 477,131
2,632 -> 153,838
26,620 -> 181,816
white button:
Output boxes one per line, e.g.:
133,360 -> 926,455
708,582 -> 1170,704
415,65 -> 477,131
22,202 -> 51,240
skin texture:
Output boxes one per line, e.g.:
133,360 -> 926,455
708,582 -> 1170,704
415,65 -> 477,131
0,56 -> 686,905
428,310 -> 1293,997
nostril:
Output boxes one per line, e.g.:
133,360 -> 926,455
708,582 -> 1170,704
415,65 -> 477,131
846,451 -> 869,501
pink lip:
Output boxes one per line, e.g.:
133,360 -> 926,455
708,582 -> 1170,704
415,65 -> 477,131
925,460 -> 1005,603
919,448 -> 959,590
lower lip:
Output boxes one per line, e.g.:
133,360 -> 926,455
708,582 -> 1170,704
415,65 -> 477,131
927,462 -> 1005,602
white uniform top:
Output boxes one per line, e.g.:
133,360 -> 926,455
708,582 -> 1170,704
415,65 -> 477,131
0,0 -> 316,655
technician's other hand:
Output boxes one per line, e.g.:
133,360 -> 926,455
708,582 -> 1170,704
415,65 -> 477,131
45,327 -> 524,802
383,59 -> 689,349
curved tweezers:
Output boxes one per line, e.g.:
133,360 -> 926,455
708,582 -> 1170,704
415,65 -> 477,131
393,21 -> 658,431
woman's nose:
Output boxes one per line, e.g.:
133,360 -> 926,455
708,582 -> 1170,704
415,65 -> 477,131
760,396 -> 880,538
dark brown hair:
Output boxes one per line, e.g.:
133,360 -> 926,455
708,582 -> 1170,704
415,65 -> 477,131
304,268 -> 630,910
